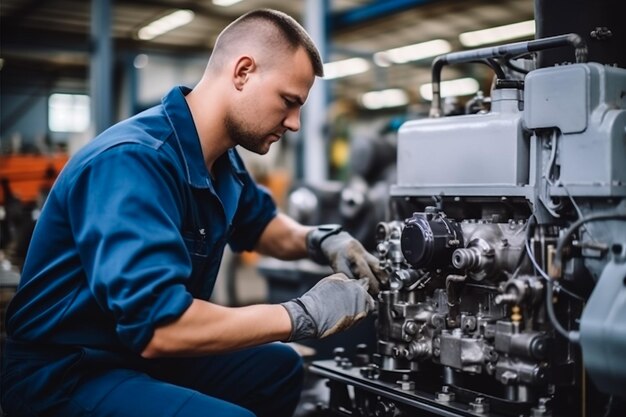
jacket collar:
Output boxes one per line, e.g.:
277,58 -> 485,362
162,86 -> 213,188
162,87 -> 244,224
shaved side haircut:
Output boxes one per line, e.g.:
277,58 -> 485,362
207,9 -> 324,77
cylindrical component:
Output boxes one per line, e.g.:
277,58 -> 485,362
452,247 -> 481,269
406,340 -> 431,360
452,237 -> 495,281
510,332 -> 550,360
401,211 -> 463,268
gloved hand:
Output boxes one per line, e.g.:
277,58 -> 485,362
281,273 -> 375,341
318,230 -> 388,295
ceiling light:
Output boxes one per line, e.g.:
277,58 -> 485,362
374,39 -> 452,66
212,0 -> 243,6
138,9 -> 195,41
459,20 -> 535,47
323,58 -> 370,80
361,88 -> 409,110
133,54 -> 149,69
419,78 -> 479,101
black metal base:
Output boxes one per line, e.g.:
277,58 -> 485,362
309,360 -> 483,417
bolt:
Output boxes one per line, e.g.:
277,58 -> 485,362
531,398 -> 553,417
392,347 -> 400,358
470,397 -> 489,414
404,321 -> 418,335
590,26 -> 612,40
396,379 -> 415,391
360,365 -> 377,379
436,386 -> 455,402
333,347 -> 345,365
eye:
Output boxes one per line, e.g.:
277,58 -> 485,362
283,97 -> 295,107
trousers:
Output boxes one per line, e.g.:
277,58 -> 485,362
2,342 -> 303,417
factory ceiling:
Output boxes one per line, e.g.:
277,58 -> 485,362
1,0 -> 534,109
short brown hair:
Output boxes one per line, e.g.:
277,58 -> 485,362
209,9 -> 324,77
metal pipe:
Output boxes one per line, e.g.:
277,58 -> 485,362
429,34 -> 587,117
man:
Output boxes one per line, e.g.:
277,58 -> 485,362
1,9 -> 387,417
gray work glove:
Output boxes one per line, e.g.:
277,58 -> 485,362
281,273 -> 375,341
320,231 -> 389,295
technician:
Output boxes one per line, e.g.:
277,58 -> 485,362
1,9 -> 387,417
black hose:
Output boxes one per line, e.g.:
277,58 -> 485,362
471,59 -> 506,79
505,59 -> 529,75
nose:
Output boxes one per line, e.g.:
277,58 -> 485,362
283,107 -> 301,132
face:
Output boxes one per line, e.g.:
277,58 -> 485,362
226,46 -> 315,155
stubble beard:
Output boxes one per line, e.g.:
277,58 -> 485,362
224,113 -> 271,155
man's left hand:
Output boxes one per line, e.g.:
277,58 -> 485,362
320,231 -> 388,295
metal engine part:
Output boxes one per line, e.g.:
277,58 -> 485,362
309,32 -> 626,417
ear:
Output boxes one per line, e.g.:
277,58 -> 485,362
233,56 -> 256,91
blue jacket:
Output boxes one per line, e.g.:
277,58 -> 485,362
2,86 -> 277,414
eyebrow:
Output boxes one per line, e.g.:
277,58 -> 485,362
285,93 -> 305,106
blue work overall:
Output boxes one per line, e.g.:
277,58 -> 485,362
1,87 -> 303,417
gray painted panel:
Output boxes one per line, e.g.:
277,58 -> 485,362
524,65 -> 588,134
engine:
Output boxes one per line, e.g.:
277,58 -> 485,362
309,33 -> 626,417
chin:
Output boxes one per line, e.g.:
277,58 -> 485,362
243,143 -> 271,155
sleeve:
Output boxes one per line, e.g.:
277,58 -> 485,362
227,152 -> 278,252
67,144 -> 193,353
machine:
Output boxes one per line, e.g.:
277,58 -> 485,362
308,31 -> 626,417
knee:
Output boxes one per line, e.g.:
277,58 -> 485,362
273,343 -> 304,379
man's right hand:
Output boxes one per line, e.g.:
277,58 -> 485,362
281,273 -> 375,341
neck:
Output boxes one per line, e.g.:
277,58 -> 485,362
184,78 -> 234,172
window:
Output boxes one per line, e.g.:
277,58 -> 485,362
48,93 -> 91,133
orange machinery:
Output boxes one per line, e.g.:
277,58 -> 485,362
0,154 -> 69,205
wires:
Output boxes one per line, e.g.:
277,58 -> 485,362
524,239 -> 581,343
554,212 -> 626,271
525,211 -> 626,343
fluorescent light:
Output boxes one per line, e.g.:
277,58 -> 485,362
459,20 -> 535,47
323,58 -> 370,80
361,88 -> 409,110
374,39 -> 452,66
138,10 -> 195,41
212,0 -> 243,6
419,78 -> 479,101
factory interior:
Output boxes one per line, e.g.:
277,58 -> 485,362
1,0 -> 625,416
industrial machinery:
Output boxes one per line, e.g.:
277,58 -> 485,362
309,31 -> 626,417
